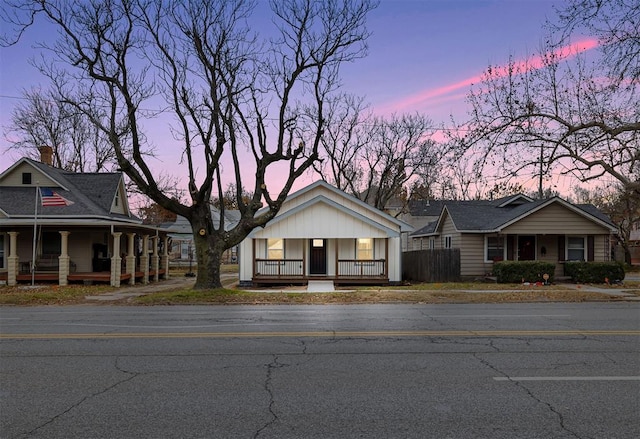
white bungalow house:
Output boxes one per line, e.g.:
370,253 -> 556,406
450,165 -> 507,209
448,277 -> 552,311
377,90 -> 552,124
0,149 -> 170,287
238,180 -> 413,287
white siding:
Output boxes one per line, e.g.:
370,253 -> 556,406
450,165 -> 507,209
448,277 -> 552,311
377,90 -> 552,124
251,201 -> 391,239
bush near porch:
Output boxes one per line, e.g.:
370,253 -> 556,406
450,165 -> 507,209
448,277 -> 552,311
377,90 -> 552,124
493,261 -> 556,284
564,261 -> 625,284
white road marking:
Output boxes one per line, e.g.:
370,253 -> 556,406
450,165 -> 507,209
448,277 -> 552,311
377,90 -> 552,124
494,376 -> 640,381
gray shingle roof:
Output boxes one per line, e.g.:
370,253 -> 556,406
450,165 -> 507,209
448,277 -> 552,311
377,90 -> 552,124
411,197 -> 616,236
0,158 -> 138,222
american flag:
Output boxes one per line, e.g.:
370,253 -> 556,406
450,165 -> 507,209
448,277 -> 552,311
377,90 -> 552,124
40,188 -> 74,207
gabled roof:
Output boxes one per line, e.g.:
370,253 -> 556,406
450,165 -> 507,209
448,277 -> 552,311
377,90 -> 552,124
411,196 -> 617,237
249,194 -> 403,238
0,157 -> 139,224
273,180 -> 413,233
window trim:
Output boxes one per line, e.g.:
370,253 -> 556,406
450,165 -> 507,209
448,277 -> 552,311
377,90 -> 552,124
485,235 -> 506,263
267,238 -> 284,260
566,236 -> 586,261
443,235 -> 452,249
356,238 -> 374,261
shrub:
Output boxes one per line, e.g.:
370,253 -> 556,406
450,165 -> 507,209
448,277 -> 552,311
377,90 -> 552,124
564,261 -> 625,283
493,261 -> 555,284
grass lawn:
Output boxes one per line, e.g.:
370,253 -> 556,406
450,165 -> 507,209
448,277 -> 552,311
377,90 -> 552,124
1,264 -> 637,306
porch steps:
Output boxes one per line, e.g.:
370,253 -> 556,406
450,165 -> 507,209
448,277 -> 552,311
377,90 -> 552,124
307,280 -> 335,292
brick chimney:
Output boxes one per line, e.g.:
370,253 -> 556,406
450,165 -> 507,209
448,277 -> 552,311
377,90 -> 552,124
38,145 -> 53,166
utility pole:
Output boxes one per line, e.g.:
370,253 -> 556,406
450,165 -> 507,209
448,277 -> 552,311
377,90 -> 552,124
538,145 -> 544,199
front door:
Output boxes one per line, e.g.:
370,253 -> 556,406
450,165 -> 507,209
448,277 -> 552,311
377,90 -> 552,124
518,235 -> 536,261
309,239 -> 327,275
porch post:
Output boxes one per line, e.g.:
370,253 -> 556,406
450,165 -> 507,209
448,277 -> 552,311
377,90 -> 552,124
385,238 -> 389,277
110,232 -> 122,287
151,235 -> 160,282
161,236 -> 170,279
140,235 -> 149,284
252,239 -> 256,280
58,231 -> 70,286
7,231 -> 19,286
335,239 -> 339,278
126,233 -> 136,285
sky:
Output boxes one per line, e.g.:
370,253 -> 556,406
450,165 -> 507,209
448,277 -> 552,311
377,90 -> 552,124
0,0 -> 592,197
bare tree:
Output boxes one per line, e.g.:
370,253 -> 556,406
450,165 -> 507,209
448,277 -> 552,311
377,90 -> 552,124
318,106 -> 447,212
552,0 -> 640,83
3,0 -> 376,288
458,0 -> 639,196
573,184 -> 640,265
7,88 -> 116,171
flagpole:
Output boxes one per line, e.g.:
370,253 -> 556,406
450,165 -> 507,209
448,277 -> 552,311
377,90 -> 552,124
32,183 -> 39,286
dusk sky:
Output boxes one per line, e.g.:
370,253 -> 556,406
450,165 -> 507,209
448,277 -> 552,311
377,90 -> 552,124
0,0 -> 593,194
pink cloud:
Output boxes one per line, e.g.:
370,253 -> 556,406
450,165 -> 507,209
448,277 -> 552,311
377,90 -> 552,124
384,38 -> 599,113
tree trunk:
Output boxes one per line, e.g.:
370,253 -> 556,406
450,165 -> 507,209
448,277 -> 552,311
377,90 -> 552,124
190,207 -> 225,289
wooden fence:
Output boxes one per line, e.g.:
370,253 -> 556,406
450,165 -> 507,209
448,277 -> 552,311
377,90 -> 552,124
402,249 -> 461,282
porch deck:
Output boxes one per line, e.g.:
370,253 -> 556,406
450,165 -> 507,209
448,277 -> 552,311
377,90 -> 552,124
1,270 -> 165,284
252,274 -> 388,286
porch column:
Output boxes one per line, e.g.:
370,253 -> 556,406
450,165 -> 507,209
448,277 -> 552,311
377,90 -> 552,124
140,235 -> 149,284
151,236 -> 160,282
58,231 -> 70,286
110,232 -> 122,287
335,240 -> 339,277
385,238 -> 389,277
7,231 -> 19,286
161,236 -> 170,279
126,233 -> 136,286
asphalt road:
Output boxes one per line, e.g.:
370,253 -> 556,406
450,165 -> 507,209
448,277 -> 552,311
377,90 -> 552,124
1,303 -> 639,439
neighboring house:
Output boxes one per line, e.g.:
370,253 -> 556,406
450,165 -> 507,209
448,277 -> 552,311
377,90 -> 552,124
630,220 -> 640,265
238,180 -> 413,286
0,150 -> 170,287
166,209 -> 240,266
409,194 -> 618,279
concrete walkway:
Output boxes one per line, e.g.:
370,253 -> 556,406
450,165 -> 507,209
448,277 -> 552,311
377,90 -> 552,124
85,276 -> 197,301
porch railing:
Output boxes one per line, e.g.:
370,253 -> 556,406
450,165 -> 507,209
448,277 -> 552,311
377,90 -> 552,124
337,259 -> 387,278
255,259 -> 304,277
253,258 -> 387,279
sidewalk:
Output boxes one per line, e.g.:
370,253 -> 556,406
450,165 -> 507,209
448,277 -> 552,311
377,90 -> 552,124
85,276 -> 196,301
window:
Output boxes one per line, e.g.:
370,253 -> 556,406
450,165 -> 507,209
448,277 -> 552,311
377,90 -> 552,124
429,238 -> 435,250
267,238 -> 284,260
0,234 -> 5,269
181,242 -> 190,259
567,236 -> 585,261
22,172 -> 32,184
356,238 -> 373,260
486,236 -> 505,262
444,235 -> 452,249
42,232 -> 61,255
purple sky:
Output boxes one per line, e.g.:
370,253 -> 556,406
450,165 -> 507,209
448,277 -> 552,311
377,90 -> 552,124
1,0 -> 588,194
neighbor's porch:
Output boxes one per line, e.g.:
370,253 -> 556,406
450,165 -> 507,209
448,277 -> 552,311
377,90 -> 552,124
1,228 -> 170,287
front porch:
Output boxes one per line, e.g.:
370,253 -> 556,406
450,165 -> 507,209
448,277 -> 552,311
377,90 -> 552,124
253,258 -> 388,285
1,228 -> 170,287
245,237 -> 396,287
1,269 -> 167,285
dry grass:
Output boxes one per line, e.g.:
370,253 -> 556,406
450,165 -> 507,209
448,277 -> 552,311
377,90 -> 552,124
132,286 -> 625,305
1,273 -> 636,306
